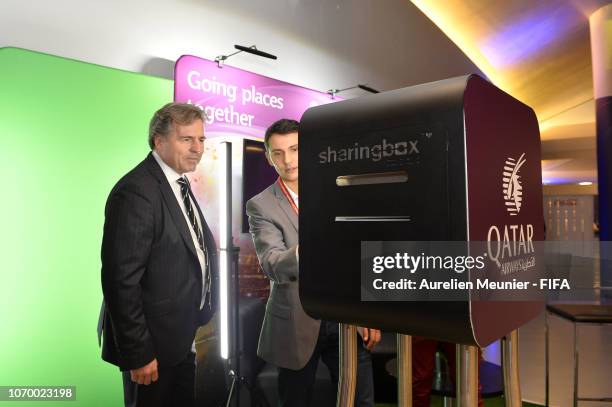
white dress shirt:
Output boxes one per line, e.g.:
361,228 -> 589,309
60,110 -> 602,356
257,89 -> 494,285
153,151 -> 207,353
282,180 -> 299,209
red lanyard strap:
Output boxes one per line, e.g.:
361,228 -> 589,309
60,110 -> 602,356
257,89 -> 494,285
277,177 -> 298,215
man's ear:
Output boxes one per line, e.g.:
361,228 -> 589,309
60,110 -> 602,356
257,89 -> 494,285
153,134 -> 162,150
265,150 -> 274,167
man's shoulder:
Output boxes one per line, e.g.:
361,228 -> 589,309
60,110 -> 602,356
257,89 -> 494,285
247,183 -> 277,207
246,183 -> 279,217
109,155 -> 158,198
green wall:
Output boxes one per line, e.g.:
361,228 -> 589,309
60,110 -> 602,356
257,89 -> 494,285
0,47 -> 173,406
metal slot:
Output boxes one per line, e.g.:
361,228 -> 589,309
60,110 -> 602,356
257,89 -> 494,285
334,216 -> 411,222
336,171 -> 408,187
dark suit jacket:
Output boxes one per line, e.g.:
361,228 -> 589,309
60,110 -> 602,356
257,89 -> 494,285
100,153 -> 218,371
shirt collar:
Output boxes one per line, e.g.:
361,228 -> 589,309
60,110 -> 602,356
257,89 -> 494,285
152,150 -> 184,185
281,179 -> 298,201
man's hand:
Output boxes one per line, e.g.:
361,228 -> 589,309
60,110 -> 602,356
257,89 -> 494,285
130,358 -> 158,385
357,327 -> 381,351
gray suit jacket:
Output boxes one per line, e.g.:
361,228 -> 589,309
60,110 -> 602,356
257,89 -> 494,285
246,182 -> 320,370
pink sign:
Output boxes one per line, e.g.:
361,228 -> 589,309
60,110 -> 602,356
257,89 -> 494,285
174,55 -> 335,139
174,55 -> 337,298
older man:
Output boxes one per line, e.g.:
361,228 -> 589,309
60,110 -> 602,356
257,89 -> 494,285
100,103 -> 217,407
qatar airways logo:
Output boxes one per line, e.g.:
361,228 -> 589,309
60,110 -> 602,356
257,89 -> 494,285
487,153 -> 535,274
503,153 -> 526,216
318,138 -> 420,164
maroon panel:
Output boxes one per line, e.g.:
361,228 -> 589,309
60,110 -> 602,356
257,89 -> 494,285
464,75 -> 545,346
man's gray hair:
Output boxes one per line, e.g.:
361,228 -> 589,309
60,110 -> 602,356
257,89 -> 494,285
148,103 -> 207,149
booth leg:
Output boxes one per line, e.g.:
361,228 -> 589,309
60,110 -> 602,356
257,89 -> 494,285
502,329 -> 522,407
545,312 -> 550,406
337,323 -> 357,407
572,322 -> 579,407
456,344 -> 478,407
396,334 -> 412,407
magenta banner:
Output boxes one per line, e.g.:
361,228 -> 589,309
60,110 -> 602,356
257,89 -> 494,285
174,55 -> 337,299
174,54 -> 335,139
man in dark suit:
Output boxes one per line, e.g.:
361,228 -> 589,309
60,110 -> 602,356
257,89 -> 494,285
99,102 -> 217,407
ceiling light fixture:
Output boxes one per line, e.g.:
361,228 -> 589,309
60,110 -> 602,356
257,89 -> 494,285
215,44 -> 277,68
327,84 -> 380,99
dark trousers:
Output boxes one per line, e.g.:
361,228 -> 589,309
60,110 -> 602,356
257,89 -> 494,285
412,338 -> 483,407
122,351 -> 196,407
277,321 -> 374,407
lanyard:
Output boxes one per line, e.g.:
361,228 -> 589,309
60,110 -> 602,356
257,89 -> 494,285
277,177 -> 298,215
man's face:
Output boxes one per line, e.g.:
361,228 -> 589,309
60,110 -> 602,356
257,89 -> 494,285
266,131 -> 298,183
155,119 -> 205,174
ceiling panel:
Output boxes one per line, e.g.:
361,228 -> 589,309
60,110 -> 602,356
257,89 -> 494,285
410,0 -> 610,185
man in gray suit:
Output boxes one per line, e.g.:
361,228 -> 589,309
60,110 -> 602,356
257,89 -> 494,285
246,119 -> 380,406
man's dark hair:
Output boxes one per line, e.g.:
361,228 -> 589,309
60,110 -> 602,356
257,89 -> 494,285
264,119 -> 299,150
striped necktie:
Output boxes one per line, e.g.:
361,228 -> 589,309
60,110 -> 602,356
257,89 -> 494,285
177,176 -> 211,307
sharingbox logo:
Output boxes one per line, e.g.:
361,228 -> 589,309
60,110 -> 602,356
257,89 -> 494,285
503,153 -> 526,216
318,138 -> 420,164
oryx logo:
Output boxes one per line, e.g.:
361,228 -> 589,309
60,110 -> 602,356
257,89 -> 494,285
503,153 -> 526,216
318,138 -> 420,164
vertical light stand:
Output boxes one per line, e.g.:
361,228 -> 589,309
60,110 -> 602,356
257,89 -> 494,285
219,141 -> 244,407
219,142 -> 232,361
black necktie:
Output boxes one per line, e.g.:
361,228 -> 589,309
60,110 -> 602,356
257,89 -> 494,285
177,176 -> 211,308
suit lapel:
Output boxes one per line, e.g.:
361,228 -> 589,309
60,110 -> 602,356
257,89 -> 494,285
273,183 -> 298,232
144,154 -> 199,261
